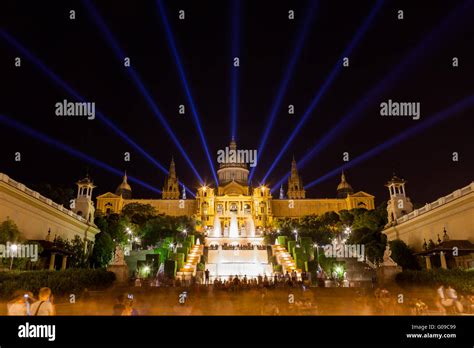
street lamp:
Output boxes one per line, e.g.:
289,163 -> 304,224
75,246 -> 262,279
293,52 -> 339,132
314,243 -> 320,267
10,244 -> 18,270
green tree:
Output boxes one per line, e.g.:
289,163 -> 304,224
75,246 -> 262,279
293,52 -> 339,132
339,209 -> 355,226
348,227 -> 387,264
121,203 -> 157,226
389,239 -> 420,270
67,235 -> 88,268
90,232 -> 114,268
0,218 -> 22,244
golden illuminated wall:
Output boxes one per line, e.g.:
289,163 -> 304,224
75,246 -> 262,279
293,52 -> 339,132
124,199 -> 196,216
384,182 -> 474,251
96,189 -> 375,226
96,193 -> 124,214
272,199 -> 348,217
97,194 -> 196,217
271,192 -> 375,218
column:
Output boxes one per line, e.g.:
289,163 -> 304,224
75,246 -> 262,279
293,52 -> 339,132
49,253 -> 56,271
425,256 -> 431,270
440,251 -> 447,269
61,255 -> 68,270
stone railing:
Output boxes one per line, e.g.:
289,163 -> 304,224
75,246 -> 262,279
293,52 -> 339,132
396,182 -> 474,224
0,172 -> 87,223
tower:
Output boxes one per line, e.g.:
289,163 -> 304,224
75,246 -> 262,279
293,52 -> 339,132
279,184 -> 284,199
162,157 -> 180,199
73,175 -> 96,224
115,171 -> 132,199
336,171 -> 354,198
385,174 -> 413,224
287,156 -> 305,199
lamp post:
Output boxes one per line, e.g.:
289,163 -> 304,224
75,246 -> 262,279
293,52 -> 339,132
10,244 -> 18,270
293,229 -> 298,242
314,243 -> 320,267
126,227 -> 134,250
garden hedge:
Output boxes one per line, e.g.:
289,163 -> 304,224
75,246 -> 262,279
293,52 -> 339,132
396,269 -> 474,294
277,236 -> 287,247
0,269 -> 115,299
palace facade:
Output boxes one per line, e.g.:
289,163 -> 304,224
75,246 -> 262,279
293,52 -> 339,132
96,140 -> 375,232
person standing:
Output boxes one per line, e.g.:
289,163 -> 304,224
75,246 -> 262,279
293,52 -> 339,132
205,269 -> 210,286
113,294 -> 126,315
30,287 -> 56,316
7,291 -> 33,316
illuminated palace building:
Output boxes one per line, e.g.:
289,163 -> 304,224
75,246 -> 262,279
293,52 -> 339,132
97,140 -> 375,278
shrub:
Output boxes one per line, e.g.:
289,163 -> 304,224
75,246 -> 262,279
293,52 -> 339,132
396,269 -> 474,294
277,236 -> 287,247
171,253 -> 185,271
0,269 -> 115,299
389,239 -> 420,270
164,260 -> 177,278
90,232 -> 114,268
186,235 -> 195,246
287,240 -> 296,256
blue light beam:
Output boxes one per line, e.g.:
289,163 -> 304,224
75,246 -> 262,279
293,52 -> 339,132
298,0 -> 473,172
230,0 -> 241,140
271,0 -> 473,191
83,0 -> 205,185
261,0 -> 385,183
0,114 -> 162,195
156,0 -> 218,186
0,29 -> 195,198
304,94 -> 474,189
248,0 -> 319,182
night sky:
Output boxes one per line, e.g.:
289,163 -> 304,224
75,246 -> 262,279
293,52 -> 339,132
1,0 -> 473,207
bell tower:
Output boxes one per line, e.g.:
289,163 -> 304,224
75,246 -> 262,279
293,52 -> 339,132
162,157 -> 180,199
386,174 -> 413,225
73,175 -> 96,224
287,156 -> 305,199
336,171 -> 354,198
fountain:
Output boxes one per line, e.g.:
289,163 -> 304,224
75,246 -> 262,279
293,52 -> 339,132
212,214 -> 222,237
245,217 -> 256,237
229,212 -> 239,238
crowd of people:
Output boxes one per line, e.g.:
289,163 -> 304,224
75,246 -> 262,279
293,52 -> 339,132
435,283 -> 474,314
208,243 -> 267,250
206,270 -> 312,290
7,287 -> 56,316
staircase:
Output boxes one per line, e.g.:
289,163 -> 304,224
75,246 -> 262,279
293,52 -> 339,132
337,257 -> 376,286
272,244 -> 300,274
176,244 -> 204,280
